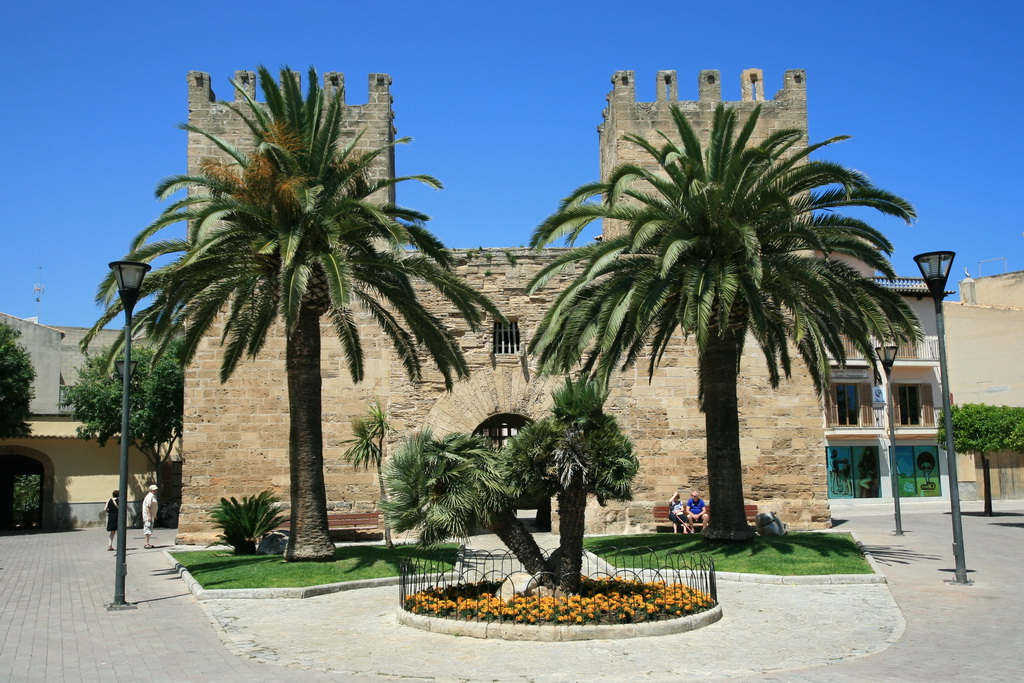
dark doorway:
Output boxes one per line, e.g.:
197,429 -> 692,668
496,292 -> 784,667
0,455 -> 44,530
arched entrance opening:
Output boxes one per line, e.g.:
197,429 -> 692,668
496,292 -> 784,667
473,413 -> 551,531
473,413 -> 529,449
0,454 -> 45,530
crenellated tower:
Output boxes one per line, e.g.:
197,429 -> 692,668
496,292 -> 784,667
186,69 -> 397,203
598,68 -> 807,239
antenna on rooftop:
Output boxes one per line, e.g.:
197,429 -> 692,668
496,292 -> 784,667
34,265 -> 45,321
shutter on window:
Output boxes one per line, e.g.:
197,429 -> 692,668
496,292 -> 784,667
859,384 -> 874,426
824,384 -> 837,426
921,383 -> 934,426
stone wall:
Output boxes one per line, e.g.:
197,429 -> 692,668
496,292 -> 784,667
187,69 -> 395,203
598,68 -> 807,240
178,246 -> 829,543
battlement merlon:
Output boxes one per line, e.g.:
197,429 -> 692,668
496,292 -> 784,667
655,71 -> 678,102
233,71 -> 256,101
324,72 -> 344,103
607,68 -> 806,105
698,70 -> 721,101
186,70 -> 393,108
368,73 -> 392,107
188,71 -> 214,108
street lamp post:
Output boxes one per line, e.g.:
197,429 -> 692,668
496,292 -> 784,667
877,344 -> 904,535
108,260 -> 150,609
914,251 -> 970,585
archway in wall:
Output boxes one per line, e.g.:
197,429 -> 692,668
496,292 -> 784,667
0,454 -> 44,530
473,413 -> 530,449
473,413 -> 552,531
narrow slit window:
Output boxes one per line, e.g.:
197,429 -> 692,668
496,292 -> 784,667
493,321 -> 521,355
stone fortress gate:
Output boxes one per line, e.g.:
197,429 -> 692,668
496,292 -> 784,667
176,67 -> 830,544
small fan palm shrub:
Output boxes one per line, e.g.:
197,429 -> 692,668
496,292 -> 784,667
209,490 -> 286,555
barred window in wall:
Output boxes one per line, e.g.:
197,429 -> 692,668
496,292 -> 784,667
493,321 -> 521,355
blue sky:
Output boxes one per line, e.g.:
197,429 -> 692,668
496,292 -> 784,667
2,1 -> 1021,328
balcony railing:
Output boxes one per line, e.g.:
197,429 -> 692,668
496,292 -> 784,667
827,405 -> 938,430
832,336 -> 939,363
824,404 -> 879,428
894,405 -> 937,428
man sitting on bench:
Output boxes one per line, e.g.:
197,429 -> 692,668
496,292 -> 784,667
685,491 -> 709,529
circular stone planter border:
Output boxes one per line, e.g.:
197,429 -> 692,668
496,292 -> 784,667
397,603 -> 723,641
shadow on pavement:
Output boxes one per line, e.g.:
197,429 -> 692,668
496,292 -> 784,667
861,544 -> 943,566
961,511 -> 1024,517
132,593 -> 193,604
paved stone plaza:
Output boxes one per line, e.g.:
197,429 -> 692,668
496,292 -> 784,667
1,500 -> 1021,681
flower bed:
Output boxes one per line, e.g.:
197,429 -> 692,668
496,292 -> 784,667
404,576 -> 715,625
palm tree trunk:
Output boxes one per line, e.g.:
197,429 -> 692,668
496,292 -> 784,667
489,510 -> 549,578
554,480 -> 588,593
375,465 -> 394,549
284,304 -> 336,561
700,327 -> 756,541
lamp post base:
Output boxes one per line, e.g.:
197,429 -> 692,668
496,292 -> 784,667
106,603 -> 138,611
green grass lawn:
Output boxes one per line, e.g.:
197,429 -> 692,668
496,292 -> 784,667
172,544 -> 459,589
174,533 -> 870,590
584,532 -> 872,575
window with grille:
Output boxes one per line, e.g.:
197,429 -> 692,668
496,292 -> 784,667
493,321 -> 521,355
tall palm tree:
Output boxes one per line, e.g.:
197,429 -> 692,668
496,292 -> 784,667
87,66 -> 498,561
528,104 -> 920,540
342,400 -> 395,548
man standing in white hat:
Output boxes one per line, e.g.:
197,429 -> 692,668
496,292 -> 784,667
142,485 -> 159,549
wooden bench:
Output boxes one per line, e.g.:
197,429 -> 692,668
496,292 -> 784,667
653,503 -> 758,533
278,512 -> 380,538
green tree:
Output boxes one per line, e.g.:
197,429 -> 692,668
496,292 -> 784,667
939,403 -> 1024,455
528,104 -> 919,540
0,323 -> 35,438
342,401 -> 396,548
383,377 -> 637,593
61,339 -> 184,491
939,403 -> 1024,514
86,66 -> 497,561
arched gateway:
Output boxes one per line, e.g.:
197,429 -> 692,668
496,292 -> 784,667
0,451 -> 50,530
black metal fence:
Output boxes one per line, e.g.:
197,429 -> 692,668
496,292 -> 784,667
399,546 -> 716,625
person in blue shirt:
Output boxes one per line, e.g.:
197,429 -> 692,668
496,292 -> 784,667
685,491 -> 709,528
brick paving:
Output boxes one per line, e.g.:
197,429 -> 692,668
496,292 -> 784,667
1,499 -> 1021,681
0,527 -> 341,682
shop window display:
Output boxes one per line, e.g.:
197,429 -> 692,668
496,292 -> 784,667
827,446 -> 880,498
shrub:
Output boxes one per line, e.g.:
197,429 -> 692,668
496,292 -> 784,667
209,490 -> 286,555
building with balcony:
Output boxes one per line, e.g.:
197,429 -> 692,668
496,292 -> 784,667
823,278 -> 950,506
